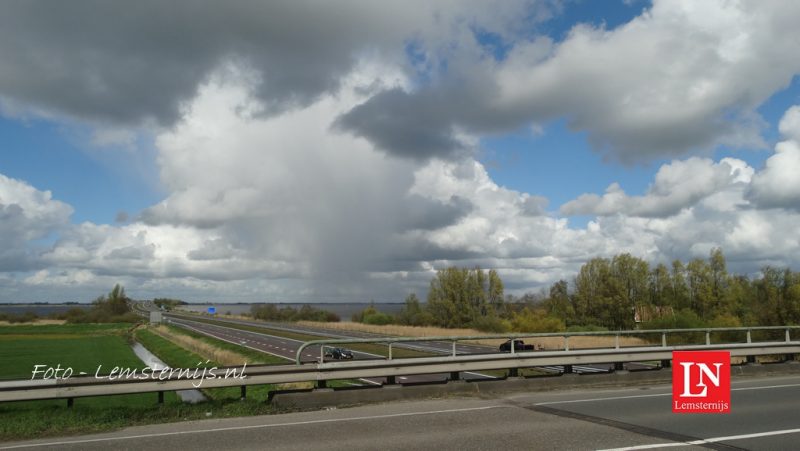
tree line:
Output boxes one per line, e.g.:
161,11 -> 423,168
250,304 -> 341,322
540,248 -> 800,330
353,249 -> 800,333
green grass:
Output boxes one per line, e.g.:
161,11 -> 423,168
134,328 -> 276,403
0,324 -> 141,380
0,323 -> 193,440
0,397 -> 280,442
135,328 -> 210,368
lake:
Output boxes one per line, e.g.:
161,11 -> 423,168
179,303 -> 405,319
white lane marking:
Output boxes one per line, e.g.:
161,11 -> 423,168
463,371 -> 497,379
731,382 -> 800,392
536,392 -> 671,406
0,405 -> 512,449
172,321 -> 293,362
535,382 -> 800,406
359,378 -> 382,386
600,427 -> 800,450
174,317 -> 386,359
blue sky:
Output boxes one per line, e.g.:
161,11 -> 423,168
0,119 -> 161,225
2,0 -> 800,302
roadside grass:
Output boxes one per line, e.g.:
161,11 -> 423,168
134,328 -> 276,402
135,328 -> 209,368
0,396 -> 281,442
148,325 -> 256,366
136,328 -> 358,394
175,316 -> 434,359
161,324 -> 287,365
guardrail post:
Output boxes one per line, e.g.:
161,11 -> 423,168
388,343 -> 393,360
615,334 -> 620,349
316,380 -> 327,389
158,391 -> 164,404
67,398 -> 73,408
452,341 -> 457,357
786,329 -> 791,343
509,368 -> 519,378
747,330 -> 752,343
661,359 -> 671,368
662,333 -> 667,347
241,386 -> 247,400
320,345 -> 325,364
564,336 -> 570,351
563,365 -> 573,374
614,362 -> 625,372
450,371 -> 460,381
386,376 -> 396,385
705,331 -> 711,346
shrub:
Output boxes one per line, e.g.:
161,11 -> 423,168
509,308 -> 565,333
470,315 -> 509,333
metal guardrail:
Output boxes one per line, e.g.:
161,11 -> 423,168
1,326 -> 799,404
294,325 -> 800,364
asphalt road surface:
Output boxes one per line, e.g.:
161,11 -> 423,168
160,308 -> 619,374
165,316 -> 498,385
4,374 -> 799,450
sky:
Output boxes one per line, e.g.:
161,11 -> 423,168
1,0 -> 800,303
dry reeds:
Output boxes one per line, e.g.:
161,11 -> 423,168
0,319 -> 66,326
149,325 -> 251,366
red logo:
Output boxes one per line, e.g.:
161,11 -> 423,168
672,351 -> 730,413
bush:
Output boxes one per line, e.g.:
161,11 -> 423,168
509,308 -> 565,333
62,285 -> 141,324
470,315 -> 509,333
362,311 -> 394,325
0,311 -> 39,323
352,305 -> 396,325
709,313 -> 744,343
639,309 -> 707,344
250,304 -> 339,322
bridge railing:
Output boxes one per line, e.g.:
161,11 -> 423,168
1,325 -> 799,405
295,325 -> 800,364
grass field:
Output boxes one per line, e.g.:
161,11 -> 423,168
0,323 -> 197,440
0,323 -> 292,442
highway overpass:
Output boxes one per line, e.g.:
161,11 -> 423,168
3,373 -> 799,450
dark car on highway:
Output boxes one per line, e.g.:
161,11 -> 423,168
324,347 -> 354,360
499,339 -> 535,352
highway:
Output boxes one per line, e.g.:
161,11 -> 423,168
156,307 -> 618,375
165,310 -> 498,358
165,316 -> 499,385
4,374 -> 799,450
